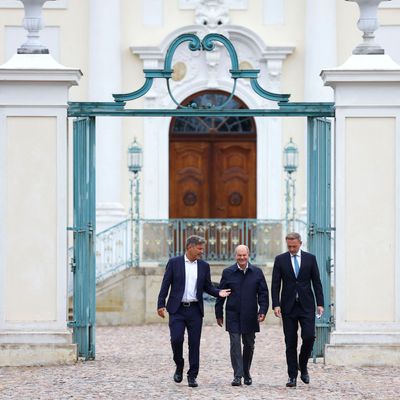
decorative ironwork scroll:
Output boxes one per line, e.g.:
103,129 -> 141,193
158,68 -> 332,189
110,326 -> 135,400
112,33 -> 290,109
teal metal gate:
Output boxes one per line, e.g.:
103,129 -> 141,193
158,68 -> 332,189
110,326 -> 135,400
307,117 -> 333,358
68,33 -> 335,359
69,117 -> 96,359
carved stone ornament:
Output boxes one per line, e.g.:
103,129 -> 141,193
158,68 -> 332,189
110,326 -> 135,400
172,61 -> 187,81
195,0 -> 230,28
183,191 -> 197,206
18,0 -> 56,54
346,0 -> 386,54
229,191 -> 242,206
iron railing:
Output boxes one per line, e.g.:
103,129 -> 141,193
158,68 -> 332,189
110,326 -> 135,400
68,218 -> 307,293
68,219 -> 130,294
96,219 -> 130,281
142,218 -> 308,262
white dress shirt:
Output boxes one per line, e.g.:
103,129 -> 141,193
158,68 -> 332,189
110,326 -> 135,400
182,255 -> 198,302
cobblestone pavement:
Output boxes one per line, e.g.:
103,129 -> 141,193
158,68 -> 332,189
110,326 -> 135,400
1,324 -> 399,399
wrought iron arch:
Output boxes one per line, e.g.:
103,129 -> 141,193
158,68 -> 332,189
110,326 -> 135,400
69,32 -> 333,117
111,32 -> 290,109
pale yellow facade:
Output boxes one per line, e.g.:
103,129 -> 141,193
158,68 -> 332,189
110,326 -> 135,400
5,116 -> 58,322
344,117 -> 395,323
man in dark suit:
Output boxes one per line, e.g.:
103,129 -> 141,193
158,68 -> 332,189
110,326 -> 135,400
215,244 -> 269,386
271,232 -> 324,387
157,235 -> 231,388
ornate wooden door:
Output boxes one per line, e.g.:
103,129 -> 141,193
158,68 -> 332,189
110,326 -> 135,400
169,141 -> 210,218
169,90 -> 256,218
212,142 -> 256,218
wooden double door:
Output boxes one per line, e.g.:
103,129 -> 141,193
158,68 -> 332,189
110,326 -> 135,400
169,138 -> 256,218
169,90 -> 257,219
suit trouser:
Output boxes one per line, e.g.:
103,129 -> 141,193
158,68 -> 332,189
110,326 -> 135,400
169,303 -> 203,378
282,301 -> 315,378
229,332 -> 256,378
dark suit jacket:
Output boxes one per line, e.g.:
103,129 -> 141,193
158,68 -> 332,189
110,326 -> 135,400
215,263 -> 269,334
271,250 -> 324,315
157,255 -> 220,317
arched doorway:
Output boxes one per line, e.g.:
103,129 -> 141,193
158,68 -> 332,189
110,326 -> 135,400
169,90 -> 256,218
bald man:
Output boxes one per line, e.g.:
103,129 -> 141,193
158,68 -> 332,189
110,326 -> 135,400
215,245 -> 269,386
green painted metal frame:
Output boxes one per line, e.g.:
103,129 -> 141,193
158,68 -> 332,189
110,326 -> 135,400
307,117 -> 333,359
69,117 -> 96,360
68,103 -> 334,118
68,33 -> 334,118
68,33 -> 334,360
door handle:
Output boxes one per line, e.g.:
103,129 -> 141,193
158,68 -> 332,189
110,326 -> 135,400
217,206 -> 225,211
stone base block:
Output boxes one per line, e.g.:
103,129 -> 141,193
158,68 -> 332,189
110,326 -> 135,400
325,343 -> 400,366
0,343 -> 77,366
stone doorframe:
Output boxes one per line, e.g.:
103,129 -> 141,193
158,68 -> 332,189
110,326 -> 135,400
131,25 -> 294,220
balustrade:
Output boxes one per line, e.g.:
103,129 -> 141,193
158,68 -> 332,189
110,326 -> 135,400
68,218 -> 307,292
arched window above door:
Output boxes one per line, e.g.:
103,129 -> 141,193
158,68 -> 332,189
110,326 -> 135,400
170,90 -> 256,135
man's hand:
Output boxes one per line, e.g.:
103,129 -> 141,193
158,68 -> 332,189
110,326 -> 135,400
218,288 -> 231,297
273,306 -> 281,318
258,313 -> 266,322
317,306 -> 324,317
217,317 -> 223,327
157,307 -> 166,318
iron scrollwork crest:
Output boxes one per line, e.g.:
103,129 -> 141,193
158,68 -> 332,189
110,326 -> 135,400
112,33 -> 290,109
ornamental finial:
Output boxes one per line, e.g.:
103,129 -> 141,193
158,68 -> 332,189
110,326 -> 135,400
17,0 -> 56,54
346,0 -> 390,55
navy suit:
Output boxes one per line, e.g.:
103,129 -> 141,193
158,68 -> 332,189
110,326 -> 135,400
157,255 -> 220,378
271,250 -> 324,378
215,263 -> 269,379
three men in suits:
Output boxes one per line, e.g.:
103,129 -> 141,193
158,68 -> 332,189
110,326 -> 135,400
215,244 -> 269,386
157,235 -> 231,388
271,232 -> 324,387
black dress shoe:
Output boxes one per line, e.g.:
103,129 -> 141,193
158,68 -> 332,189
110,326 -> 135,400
231,377 -> 242,386
187,377 -> 198,387
243,376 -> 252,385
300,373 -> 310,384
286,377 -> 297,387
173,369 -> 183,383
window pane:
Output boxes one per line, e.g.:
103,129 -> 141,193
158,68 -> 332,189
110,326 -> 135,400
170,91 -> 255,136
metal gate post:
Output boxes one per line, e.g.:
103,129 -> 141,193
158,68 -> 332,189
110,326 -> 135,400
71,117 -> 96,359
307,117 -> 332,358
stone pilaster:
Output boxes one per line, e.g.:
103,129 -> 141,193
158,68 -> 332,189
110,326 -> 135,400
320,0 -> 400,366
0,53 -> 81,366
322,53 -> 400,366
